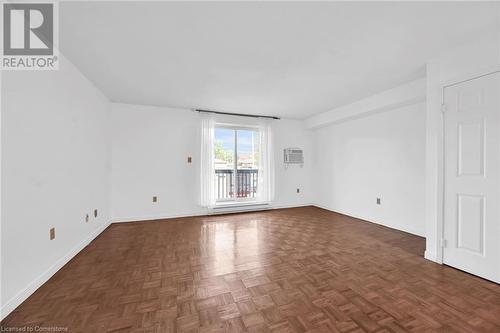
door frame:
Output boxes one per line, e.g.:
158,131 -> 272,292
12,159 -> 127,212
214,124 -> 260,204
437,67 -> 500,264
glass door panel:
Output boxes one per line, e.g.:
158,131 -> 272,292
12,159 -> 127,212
236,129 -> 259,199
214,128 -> 235,200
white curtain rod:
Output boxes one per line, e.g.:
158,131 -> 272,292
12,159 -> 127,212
194,109 -> 280,120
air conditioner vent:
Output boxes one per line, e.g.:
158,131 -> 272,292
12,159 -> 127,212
284,148 -> 304,166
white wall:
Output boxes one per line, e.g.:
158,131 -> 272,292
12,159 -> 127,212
1,55 -> 111,318
111,104 -> 203,220
312,102 -> 426,236
110,103 -> 313,221
425,28 -> 500,262
306,79 -> 426,129
272,119 -> 313,208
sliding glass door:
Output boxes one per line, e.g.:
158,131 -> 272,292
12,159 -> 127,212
214,126 -> 259,202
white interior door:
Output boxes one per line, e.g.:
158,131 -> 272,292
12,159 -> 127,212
443,72 -> 500,283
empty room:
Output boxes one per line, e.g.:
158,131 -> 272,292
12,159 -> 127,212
1,1 -> 500,332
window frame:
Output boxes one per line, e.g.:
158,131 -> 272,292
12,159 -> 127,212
214,123 -> 260,204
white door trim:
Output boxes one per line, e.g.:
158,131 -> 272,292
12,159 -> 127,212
437,67 -> 500,265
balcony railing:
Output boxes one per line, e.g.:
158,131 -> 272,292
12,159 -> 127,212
215,169 -> 258,200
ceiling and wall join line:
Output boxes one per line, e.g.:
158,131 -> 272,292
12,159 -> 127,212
59,1 -> 498,119
304,78 -> 426,129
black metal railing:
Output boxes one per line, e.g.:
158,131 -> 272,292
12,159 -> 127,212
215,169 -> 258,200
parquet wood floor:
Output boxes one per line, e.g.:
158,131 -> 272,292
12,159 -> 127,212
2,206 -> 500,332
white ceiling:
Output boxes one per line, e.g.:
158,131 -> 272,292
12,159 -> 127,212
60,1 -> 499,119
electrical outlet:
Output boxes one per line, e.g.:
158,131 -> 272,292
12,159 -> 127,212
376,198 -> 381,205
296,188 -> 300,193
94,209 -> 98,218
187,156 -> 192,163
49,227 -> 55,240
153,196 -> 158,203
85,214 -> 89,222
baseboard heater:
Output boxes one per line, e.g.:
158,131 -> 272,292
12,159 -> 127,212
210,202 -> 271,215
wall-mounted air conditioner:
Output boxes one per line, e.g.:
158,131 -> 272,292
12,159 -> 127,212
284,148 -> 304,168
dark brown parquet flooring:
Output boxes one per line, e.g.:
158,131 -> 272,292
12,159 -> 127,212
2,206 -> 500,332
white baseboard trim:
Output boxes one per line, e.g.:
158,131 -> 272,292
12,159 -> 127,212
210,203 -> 271,215
424,250 -> 440,263
111,203 -> 314,223
111,211 -> 208,223
210,203 -> 314,215
272,203 -> 314,210
0,221 -> 112,321
313,204 -> 425,237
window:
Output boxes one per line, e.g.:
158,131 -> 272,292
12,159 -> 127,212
214,126 -> 260,202
200,115 -> 274,208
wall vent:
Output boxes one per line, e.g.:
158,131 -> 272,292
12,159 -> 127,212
284,148 -> 304,167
